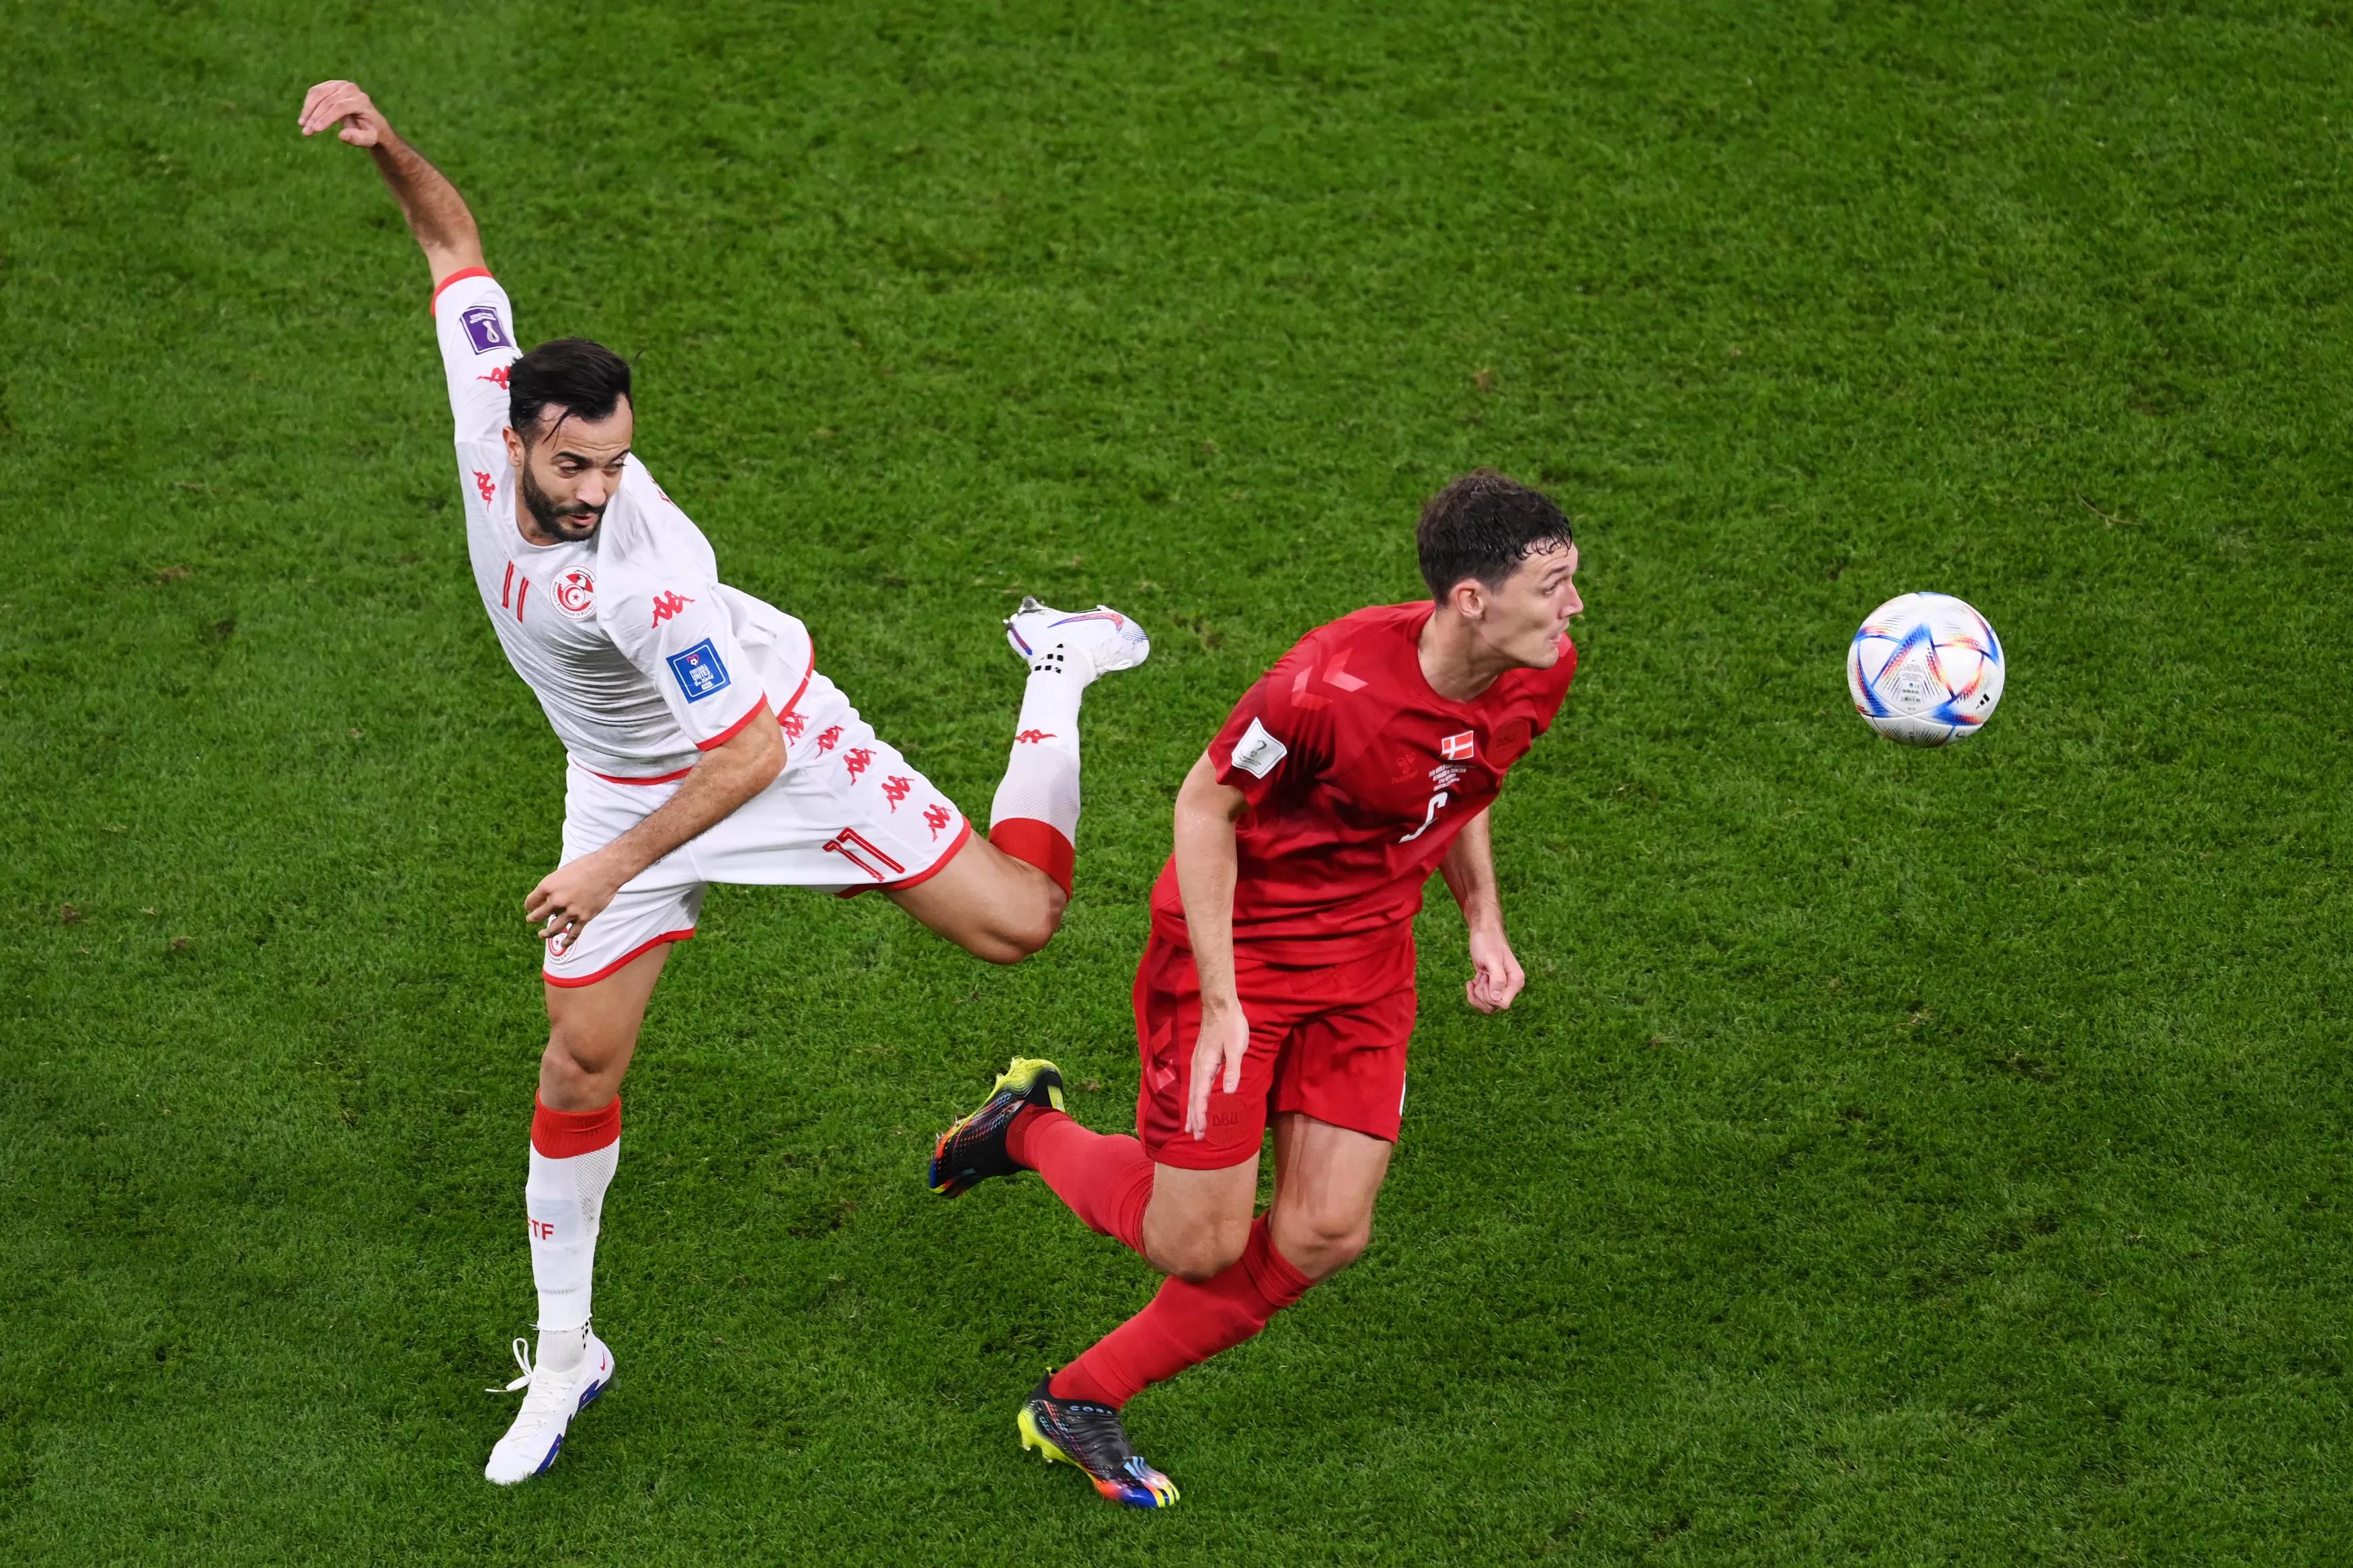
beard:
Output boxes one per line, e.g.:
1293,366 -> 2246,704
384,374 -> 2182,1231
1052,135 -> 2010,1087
519,464 -> 607,542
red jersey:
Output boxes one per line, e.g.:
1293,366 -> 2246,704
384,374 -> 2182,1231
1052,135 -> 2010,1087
1149,602 -> 1577,964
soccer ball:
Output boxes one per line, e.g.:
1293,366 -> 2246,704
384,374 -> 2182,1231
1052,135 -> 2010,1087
1846,592 -> 2005,746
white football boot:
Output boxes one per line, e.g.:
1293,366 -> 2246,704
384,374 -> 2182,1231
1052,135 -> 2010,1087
1004,597 -> 1151,682
483,1331 -> 614,1485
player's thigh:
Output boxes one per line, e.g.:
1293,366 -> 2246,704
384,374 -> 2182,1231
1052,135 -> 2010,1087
1132,936 -> 1293,1171
539,941 -> 670,1108
1140,1156 -> 1261,1282
883,833 -> 1064,963
1267,1112 -> 1394,1280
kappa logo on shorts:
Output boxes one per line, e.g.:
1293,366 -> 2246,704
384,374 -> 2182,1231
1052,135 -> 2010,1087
881,775 -> 912,811
461,303 -> 512,356
843,747 -> 875,780
1439,731 -> 1476,762
666,638 -> 731,702
923,802 -> 953,840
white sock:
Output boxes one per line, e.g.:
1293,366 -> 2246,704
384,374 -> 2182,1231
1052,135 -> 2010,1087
525,1110 -> 621,1374
988,669 -> 1085,844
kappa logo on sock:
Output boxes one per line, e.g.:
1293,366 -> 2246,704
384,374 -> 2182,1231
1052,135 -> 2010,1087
1014,729 -> 1055,745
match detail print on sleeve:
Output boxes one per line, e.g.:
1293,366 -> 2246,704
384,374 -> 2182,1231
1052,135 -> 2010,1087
1229,718 -> 1289,778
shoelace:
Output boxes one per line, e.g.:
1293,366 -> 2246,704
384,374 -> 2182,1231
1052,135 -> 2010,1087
487,1337 -> 534,1395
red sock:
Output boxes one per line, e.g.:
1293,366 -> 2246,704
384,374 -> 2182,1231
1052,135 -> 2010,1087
987,819 -> 1075,897
1049,1216 -> 1312,1407
1008,1107 -> 1153,1255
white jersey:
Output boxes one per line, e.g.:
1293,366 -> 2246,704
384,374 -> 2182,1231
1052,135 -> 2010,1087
431,270 -> 812,780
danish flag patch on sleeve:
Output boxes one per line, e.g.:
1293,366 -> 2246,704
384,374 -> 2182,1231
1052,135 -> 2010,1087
1439,731 -> 1476,762
1230,717 -> 1289,778
666,639 -> 731,703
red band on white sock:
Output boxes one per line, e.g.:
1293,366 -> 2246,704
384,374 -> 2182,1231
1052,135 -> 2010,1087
532,1095 -> 621,1159
990,819 -> 1076,897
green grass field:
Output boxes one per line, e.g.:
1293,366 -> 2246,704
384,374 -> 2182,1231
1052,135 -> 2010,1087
7,1 -> 2352,1561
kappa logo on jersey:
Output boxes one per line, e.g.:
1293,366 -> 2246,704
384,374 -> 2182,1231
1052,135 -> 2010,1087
477,365 -> 510,390
461,303 -> 512,356
881,775 -> 913,811
780,710 -> 807,742
666,638 -> 731,703
552,567 -> 596,620
473,470 -> 497,505
1229,717 -> 1288,779
923,802 -> 953,840
843,747 -> 875,780
815,725 -> 843,753
649,591 -> 694,627
1439,731 -> 1476,762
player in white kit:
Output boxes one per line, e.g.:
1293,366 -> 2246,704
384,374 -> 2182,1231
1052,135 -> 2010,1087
300,81 -> 1148,1483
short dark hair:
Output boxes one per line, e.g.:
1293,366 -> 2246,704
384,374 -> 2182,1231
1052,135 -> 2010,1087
508,338 -> 633,445
1415,470 -> 1573,600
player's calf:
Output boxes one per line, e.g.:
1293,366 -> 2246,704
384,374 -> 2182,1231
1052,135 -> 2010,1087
887,834 -> 1067,964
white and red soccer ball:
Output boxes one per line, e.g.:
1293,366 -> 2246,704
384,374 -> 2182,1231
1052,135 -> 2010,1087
1847,592 -> 2005,747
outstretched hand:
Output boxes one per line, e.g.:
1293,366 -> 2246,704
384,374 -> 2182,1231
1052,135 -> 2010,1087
1465,924 -> 1526,1014
298,81 -> 390,147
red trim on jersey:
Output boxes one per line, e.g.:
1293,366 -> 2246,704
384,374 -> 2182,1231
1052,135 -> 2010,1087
542,927 -> 693,987
430,266 -> 495,315
833,817 -> 973,899
530,1093 -> 621,1158
987,817 -> 1074,897
588,764 -> 695,786
586,651 -> 816,784
694,696 -> 772,753
772,654 -> 815,728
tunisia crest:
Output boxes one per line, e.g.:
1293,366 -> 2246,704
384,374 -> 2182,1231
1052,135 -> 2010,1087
553,567 -> 596,619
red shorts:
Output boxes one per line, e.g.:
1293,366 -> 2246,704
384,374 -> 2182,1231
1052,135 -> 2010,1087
1131,932 -> 1418,1170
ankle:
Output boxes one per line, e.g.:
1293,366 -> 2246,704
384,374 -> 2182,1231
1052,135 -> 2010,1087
1005,1104 -> 1064,1169
536,1322 -> 589,1374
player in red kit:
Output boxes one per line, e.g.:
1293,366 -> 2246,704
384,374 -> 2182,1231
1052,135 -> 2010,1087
929,471 -> 1583,1507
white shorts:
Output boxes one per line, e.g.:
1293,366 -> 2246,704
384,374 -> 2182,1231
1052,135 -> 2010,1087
543,670 -> 971,987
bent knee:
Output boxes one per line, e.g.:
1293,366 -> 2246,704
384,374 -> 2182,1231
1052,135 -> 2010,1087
1158,1226 -> 1251,1283
542,1028 -> 619,1091
1279,1221 -> 1372,1280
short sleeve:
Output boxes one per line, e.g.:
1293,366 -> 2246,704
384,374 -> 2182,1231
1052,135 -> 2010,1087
431,270 -> 520,444
1207,635 -> 1337,809
603,571 -> 769,751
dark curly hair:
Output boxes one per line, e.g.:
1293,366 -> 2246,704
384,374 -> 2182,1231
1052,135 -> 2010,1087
1414,470 -> 1572,600
508,337 -> 632,444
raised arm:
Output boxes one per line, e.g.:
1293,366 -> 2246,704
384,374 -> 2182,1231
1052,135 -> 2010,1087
1438,806 -> 1526,1013
298,81 -> 485,286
